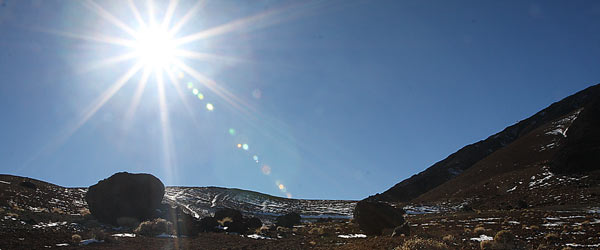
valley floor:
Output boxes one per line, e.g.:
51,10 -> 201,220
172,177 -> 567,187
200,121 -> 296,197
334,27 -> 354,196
1,205 -> 599,249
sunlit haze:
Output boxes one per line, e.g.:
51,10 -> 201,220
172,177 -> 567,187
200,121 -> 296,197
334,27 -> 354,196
1,0 -> 599,200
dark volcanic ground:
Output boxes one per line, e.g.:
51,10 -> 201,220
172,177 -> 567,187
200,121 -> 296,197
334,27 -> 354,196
1,174 -> 600,249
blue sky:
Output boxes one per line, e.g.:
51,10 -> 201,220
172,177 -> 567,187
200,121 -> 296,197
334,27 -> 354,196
0,0 -> 599,200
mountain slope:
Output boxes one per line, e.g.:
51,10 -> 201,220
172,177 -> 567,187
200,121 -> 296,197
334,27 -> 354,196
412,107 -> 600,209
370,83 -> 600,202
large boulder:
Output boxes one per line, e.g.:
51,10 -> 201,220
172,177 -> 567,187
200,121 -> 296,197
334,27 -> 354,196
275,212 -> 301,228
353,200 -> 406,236
85,172 -> 165,225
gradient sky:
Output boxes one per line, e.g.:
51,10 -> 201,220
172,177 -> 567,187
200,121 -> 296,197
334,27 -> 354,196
1,0 -> 599,200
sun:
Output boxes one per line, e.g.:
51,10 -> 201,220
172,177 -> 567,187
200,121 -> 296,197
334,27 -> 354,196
133,25 -> 177,70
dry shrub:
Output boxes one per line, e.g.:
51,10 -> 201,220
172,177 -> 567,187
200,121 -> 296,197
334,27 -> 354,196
473,226 -> 486,235
218,217 -> 233,226
530,225 -> 540,230
492,230 -> 515,249
544,232 -> 559,241
396,237 -> 450,250
51,207 -> 64,214
71,234 -> 82,244
6,212 -> 19,218
442,234 -> 455,242
480,240 -> 493,250
308,227 -> 325,235
134,218 -> 173,236
464,228 -> 472,234
79,208 -> 91,216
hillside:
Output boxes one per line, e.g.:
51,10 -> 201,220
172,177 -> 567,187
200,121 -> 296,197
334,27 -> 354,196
370,83 -> 600,203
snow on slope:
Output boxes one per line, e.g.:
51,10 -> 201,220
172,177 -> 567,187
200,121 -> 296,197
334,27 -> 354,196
164,187 -> 356,223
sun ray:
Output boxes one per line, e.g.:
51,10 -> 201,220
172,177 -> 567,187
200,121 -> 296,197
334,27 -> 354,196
127,0 -> 147,29
173,4 -> 298,47
16,63 -> 143,173
173,60 -> 256,115
83,0 -> 138,38
173,49 -> 247,64
156,70 -> 177,184
168,0 -> 204,36
161,0 -> 179,29
164,69 -> 202,125
36,28 -> 135,48
123,67 -> 152,130
147,0 -> 156,26
82,51 -> 139,73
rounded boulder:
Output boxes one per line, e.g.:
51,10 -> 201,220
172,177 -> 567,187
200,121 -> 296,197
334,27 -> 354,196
85,172 -> 165,225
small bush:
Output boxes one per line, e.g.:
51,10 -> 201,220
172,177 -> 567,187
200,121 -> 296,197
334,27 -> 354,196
79,208 -> 91,216
396,237 -> 450,250
51,207 -> 64,214
308,227 -> 325,235
71,234 -> 82,244
473,226 -> 486,235
442,234 -> 454,242
134,218 -> 173,236
218,217 -> 233,226
480,240 -> 493,250
492,230 -> 516,249
544,232 -> 559,241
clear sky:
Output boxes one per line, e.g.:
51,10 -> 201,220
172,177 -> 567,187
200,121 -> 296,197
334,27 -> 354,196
0,0 -> 599,200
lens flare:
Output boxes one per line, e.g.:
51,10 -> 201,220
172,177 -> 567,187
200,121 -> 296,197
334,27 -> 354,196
187,82 -> 193,89
253,155 -> 258,161
228,128 -> 236,135
206,103 -> 214,111
242,144 -> 249,150
237,143 -> 242,148
286,193 -> 292,198
192,88 -> 199,95
261,165 -> 271,175
278,184 -> 285,190
197,93 -> 204,100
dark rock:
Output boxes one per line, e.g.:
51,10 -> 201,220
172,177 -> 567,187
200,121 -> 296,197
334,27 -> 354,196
19,181 -> 36,189
160,204 -> 200,236
552,98 -> 600,174
224,219 -> 248,234
353,200 -> 405,236
245,217 -> 262,229
85,172 -> 165,225
214,208 -> 243,222
391,222 -> 410,237
199,217 -> 219,232
275,212 -> 301,228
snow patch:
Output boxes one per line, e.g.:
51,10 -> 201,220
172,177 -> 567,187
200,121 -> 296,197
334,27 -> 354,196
55,243 -> 69,247
506,186 -> 517,192
156,233 -> 177,238
0,180 -> 11,185
338,234 -> 367,239
245,234 -> 272,240
111,233 -> 136,238
565,243 -> 600,248
32,221 -> 67,229
470,235 -> 493,242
